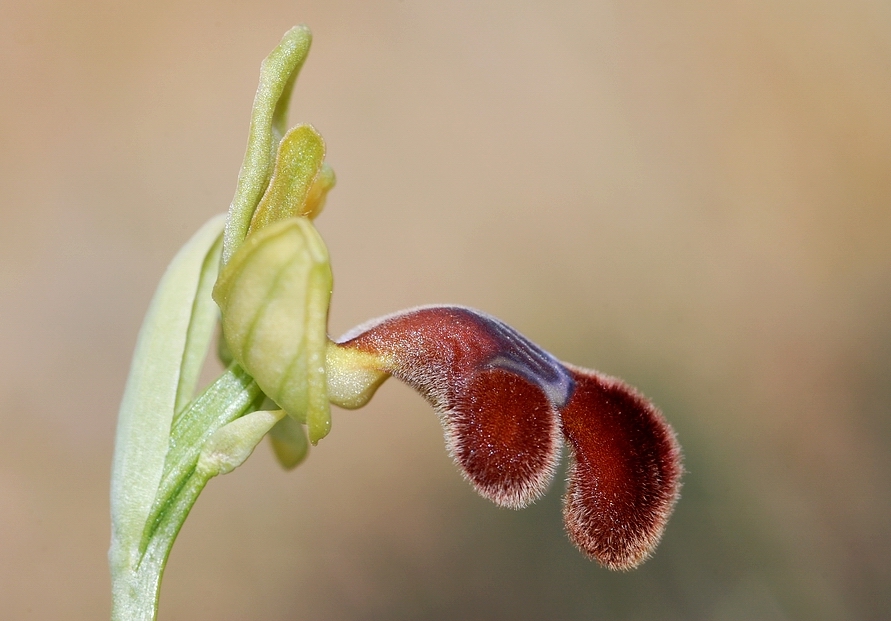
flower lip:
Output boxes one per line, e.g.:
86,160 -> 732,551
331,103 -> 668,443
331,304 -> 683,568
560,366 -> 682,569
473,311 -> 576,409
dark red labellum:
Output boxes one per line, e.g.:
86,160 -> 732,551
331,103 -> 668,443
336,305 -> 682,567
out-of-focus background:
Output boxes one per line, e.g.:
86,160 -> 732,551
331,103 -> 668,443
2,1 -> 890,619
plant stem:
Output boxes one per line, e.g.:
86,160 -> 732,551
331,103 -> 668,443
110,365 -> 262,621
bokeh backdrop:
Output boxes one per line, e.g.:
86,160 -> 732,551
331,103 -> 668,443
2,1 -> 890,619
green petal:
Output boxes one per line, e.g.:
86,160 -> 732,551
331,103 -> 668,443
304,162 -> 336,220
246,125 -> 326,234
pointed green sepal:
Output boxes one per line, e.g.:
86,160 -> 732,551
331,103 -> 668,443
223,25 -> 314,265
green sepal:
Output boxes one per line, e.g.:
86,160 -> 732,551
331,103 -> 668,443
213,217 -> 333,443
223,25 -> 314,265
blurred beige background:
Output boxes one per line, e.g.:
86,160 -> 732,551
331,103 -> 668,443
2,1 -> 890,619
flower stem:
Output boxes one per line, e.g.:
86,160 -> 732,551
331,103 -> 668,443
110,365 -> 263,621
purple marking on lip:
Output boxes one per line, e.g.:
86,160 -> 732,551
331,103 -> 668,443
465,309 -> 575,408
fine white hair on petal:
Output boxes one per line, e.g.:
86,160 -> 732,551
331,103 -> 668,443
438,400 -> 563,510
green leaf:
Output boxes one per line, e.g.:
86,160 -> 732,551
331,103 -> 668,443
110,214 -> 225,573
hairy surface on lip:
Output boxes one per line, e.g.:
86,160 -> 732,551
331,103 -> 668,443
337,306 -> 683,566
338,305 -> 574,407
560,366 -> 682,570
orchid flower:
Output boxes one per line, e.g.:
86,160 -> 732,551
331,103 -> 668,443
110,25 -> 682,621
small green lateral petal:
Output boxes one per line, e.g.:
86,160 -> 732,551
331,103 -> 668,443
213,217 -> 333,442
223,25 -> 313,265
247,125 -> 326,235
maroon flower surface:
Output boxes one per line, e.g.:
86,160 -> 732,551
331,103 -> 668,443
333,305 -> 682,569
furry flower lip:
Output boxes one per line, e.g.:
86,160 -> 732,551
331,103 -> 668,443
326,305 -> 683,570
